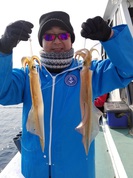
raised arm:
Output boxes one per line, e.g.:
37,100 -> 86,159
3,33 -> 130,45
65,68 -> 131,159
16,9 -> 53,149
0,21 -> 33,105
80,16 -> 133,99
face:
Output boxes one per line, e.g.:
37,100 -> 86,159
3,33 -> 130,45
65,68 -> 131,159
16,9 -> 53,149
42,26 -> 72,52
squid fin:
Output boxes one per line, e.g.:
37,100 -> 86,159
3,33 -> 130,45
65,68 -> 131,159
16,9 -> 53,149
26,108 -> 38,135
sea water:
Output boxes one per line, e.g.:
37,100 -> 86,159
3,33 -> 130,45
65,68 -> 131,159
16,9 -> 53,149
0,104 -> 22,173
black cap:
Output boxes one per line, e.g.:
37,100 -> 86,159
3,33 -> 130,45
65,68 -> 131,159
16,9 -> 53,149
38,11 -> 75,46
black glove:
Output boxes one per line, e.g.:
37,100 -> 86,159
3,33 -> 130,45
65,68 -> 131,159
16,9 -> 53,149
81,16 -> 111,42
0,20 -> 34,54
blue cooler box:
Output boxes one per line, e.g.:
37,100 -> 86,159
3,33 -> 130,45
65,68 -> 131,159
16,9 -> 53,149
104,102 -> 130,128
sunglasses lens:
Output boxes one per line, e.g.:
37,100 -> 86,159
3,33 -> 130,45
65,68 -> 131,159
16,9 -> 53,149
44,34 -> 55,41
59,33 -> 70,40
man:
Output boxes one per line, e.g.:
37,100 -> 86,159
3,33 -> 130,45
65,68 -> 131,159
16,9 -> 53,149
0,11 -> 133,178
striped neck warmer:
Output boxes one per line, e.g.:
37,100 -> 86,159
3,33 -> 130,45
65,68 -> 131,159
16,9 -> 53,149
40,48 -> 74,71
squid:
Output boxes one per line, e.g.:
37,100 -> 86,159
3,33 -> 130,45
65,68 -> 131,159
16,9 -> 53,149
21,56 -> 45,152
75,48 -> 94,155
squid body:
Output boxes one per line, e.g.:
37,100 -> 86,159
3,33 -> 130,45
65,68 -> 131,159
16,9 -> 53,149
21,56 -> 45,152
75,48 -> 94,155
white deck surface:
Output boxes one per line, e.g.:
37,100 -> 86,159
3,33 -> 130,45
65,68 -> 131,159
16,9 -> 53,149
0,152 -> 24,178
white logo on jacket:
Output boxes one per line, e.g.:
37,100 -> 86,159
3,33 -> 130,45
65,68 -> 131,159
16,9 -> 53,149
65,74 -> 77,86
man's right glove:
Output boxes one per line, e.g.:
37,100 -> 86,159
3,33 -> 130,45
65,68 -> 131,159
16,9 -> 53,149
81,16 -> 111,42
0,20 -> 34,54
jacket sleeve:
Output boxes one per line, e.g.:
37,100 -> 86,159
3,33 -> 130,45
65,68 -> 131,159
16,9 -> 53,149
101,25 -> 133,78
91,25 -> 133,100
0,53 -> 25,105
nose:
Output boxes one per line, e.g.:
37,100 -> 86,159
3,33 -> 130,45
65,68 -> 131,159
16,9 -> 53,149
53,36 -> 61,43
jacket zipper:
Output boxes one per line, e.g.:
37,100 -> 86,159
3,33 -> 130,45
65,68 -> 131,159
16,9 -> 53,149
49,76 -> 56,165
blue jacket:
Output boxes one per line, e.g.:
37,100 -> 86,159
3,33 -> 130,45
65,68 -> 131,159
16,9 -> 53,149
0,25 -> 133,178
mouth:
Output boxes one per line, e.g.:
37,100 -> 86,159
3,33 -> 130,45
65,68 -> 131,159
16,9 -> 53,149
52,48 -> 64,52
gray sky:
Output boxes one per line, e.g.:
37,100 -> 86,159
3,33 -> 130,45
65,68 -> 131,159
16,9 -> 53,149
0,0 -> 108,67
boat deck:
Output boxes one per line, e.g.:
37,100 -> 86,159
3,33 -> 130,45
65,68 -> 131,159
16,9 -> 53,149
0,119 -> 133,178
95,118 -> 133,178
95,126 -> 115,178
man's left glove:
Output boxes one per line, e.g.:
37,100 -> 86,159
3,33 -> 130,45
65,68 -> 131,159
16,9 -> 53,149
0,20 -> 34,54
81,16 -> 111,42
